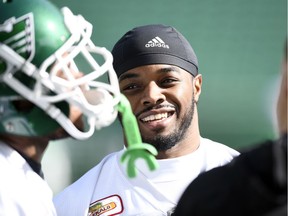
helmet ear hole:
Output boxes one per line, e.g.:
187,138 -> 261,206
0,59 -> 7,73
12,100 -> 34,113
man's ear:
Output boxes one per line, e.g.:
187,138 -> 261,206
193,74 -> 202,102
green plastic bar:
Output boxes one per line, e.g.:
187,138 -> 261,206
117,94 -> 159,178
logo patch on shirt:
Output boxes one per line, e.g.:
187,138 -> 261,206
88,194 -> 123,216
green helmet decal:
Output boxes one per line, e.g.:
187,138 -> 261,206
0,0 -> 70,70
0,13 -> 34,63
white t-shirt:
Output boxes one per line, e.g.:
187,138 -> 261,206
0,142 -> 56,216
54,137 -> 239,216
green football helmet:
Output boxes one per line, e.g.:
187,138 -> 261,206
0,0 -> 120,139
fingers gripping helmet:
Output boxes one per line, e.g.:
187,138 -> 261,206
0,0 -> 120,139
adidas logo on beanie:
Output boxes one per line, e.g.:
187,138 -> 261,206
145,36 -> 169,49
112,24 -> 198,78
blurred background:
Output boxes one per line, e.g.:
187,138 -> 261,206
43,0 -> 287,195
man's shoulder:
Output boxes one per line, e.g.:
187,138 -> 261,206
200,137 -> 240,156
53,150 -> 122,198
53,150 -> 124,214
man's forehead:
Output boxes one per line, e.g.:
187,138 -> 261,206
119,64 -> 184,81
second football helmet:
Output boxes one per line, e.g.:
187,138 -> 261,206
0,0 -> 120,139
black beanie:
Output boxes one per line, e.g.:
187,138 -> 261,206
112,24 -> 199,78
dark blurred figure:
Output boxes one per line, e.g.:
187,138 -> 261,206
173,42 -> 287,216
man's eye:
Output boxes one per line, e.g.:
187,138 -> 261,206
121,84 -> 138,91
163,79 -> 174,83
162,78 -> 177,84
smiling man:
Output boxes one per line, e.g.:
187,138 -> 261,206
119,64 -> 200,159
53,24 -> 239,216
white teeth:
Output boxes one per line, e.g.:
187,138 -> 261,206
141,113 -> 168,122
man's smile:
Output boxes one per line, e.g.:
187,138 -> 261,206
141,112 -> 173,123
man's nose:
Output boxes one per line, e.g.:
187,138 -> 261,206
140,81 -> 166,106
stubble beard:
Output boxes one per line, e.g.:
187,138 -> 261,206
142,96 -> 196,152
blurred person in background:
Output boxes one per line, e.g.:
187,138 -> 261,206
173,41 -> 287,216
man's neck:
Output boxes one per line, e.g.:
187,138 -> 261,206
0,134 -> 49,163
